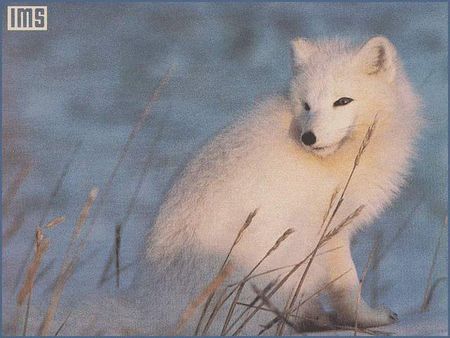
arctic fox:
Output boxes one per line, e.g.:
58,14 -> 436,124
64,36 -> 421,335
127,35 -> 422,335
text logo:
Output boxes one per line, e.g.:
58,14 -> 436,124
7,6 -> 47,31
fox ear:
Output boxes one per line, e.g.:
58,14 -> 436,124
290,37 -> 317,73
356,36 -> 397,82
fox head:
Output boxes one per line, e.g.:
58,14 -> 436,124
290,36 -> 400,157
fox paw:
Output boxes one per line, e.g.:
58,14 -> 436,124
337,305 -> 399,328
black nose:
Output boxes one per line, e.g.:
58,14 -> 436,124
301,131 -> 316,146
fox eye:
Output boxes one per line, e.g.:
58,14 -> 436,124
333,97 -> 354,107
303,102 -> 310,111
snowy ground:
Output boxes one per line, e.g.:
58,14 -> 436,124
2,2 -> 448,335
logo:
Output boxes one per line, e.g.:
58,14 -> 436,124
7,6 -> 47,31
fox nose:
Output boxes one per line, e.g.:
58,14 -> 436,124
301,131 -> 316,146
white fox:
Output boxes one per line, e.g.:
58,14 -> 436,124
66,36 -> 422,335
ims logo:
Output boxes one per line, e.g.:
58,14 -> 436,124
7,6 -> 47,31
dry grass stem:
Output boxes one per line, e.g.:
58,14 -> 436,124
3,161 -> 32,218
120,121 -> 166,230
222,209 -> 258,271
219,228 -> 294,334
275,286 -> 295,335
86,65 -> 174,234
227,278 -> 281,335
354,239 -> 378,335
236,302 -> 272,312
102,262 -> 134,283
115,223 -> 122,288
38,262 -> 75,335
54,310 -> 72,336
220,283 -> 244,335
39,187 -> 98,336
292,268 -> 351,315
204,228 -> 293,335
3,209 -> 25,245
320,187 -> 339,234
17,228 -> 49,305
174,262 -> 233,335
98,249 -> 114,286
227,253 -> 313,335
74,187 -> 99,239
373,198 -> 424,271
16,228 -> 49,336
251,284 -> 299,334
324,205 -> 365,241
13,145 -> 79,293
421,277 -> 448,312
23,292 -> 32,335
370,230 -> 383,306
35,258 -> 56,285
45,216 -> 65,229
100,124 -> 166,285
195,209 -> 257,334
421,215 -> 447,312
199,285 -> 230,335
38,141 -> 81,228
231,245 -> 343,286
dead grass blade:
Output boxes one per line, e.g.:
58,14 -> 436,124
73,187 -> 99,240
324,205 -> 365,241
369,230 -> 383,306
195,209 -> 257,334
230,245 -> 343,286
38,262 -> 75,335
199,285 -> 230,335
2,161 -> 32,218
38,187 -> 98,336
421,215 -> 447,312
54,310 -> 72,336
17,228 -> 49,305
251,284 -> 300,334
16,228 -> 50,335
275,286 -> 295,335
292,268 -> 351,315
200,227 -> 293,335
38,141 -> 81,228
319,187 -> 339,234
35,258 -> 56,285
354,241 -> 378,335
98,248 -> 114,287
100,123 -> 166,286
3,209 -> 25,245
372,198 -> 424,270
102,262 -> 134,284
45,216 -> 65,229
174,262 -> 233,335
115,223 -> 122,288
227,252 -> 314,335
222,209 -> 258,271
421,277 -> 448,312
220,228 -> 294,334
13,144 -> 79,292
86,65 -> 174,237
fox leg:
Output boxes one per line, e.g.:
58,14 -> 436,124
324,239 -> 398,328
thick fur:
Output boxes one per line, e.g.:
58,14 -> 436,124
66,36 -> 422,335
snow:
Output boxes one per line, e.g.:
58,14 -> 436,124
2,2 -> 447,335
306,311 -> 448,336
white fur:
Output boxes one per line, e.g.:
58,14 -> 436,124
134,36 -> 423,334
66,36 -> 422,335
